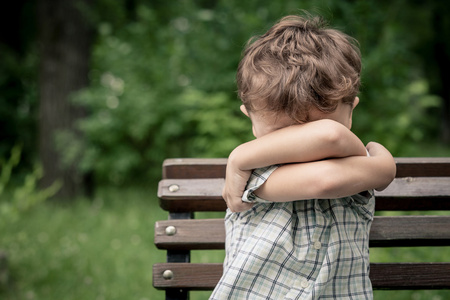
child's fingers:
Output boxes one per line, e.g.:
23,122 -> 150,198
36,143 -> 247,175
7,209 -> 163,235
222,188 -> 253,212
228,198 -> 253,212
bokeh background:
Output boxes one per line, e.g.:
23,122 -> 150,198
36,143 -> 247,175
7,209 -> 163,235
1,0 -> 449,299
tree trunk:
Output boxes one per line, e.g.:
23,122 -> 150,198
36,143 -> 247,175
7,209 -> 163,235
38,0 -> 93,199
430,1 -> 450,144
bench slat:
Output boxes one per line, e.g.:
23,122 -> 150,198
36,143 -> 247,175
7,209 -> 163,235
153,262 -> 450,290
376,177 -> 450,211
162,158 -> 450,179
394,157 -> 450,177
163,158 -> 227,179
153,263 -> 222,290
369,216 -> 450,246
158,177 -> 450,212
155,218 -> 225,250
155,216 -> 450,250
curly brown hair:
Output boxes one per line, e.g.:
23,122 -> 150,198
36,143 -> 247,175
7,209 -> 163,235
237,14 -> 361,123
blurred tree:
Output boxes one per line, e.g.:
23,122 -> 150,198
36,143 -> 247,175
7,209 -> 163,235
59,0 -> 450,186
426,1 -> 450,143
1,0 -> 449,194
0,0 -> 37,172
38,0 -> 94,198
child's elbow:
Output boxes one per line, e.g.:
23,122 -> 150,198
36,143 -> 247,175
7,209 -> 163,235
388,161 -> 397,182
318,120 -> 364,156
385,155 -> 397,181
376,158 -> 397,191
317,120 -> 348,147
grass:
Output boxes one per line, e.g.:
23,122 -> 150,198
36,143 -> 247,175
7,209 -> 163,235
0,186 -> 167,300
0,186 -> 449,300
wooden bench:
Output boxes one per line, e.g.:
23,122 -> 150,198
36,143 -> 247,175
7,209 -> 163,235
153,157 -> 450,299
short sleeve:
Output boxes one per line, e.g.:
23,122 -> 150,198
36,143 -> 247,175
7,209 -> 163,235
345,190 -> 375,221
242,165 -> 279,204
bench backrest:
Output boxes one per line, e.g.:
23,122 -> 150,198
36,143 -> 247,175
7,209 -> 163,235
153,158 -> 450,298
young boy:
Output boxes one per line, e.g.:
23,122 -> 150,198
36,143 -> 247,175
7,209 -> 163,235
210,14 -> 396,299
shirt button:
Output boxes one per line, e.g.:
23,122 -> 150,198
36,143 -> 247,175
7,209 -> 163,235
314,241 -> 322,250
301,279 -> 309,289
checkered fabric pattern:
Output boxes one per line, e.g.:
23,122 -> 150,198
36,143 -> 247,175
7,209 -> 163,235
210,165 -> 375,300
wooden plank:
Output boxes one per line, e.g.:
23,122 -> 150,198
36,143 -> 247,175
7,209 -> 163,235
370,263 -> 450,289
158,179 -> 224,200
157,178 -> 226,212
377,177 -> 450,198
154,216 -> 450,250
153,263 -> 222,290
376,177 -> 450,211
374,198 -> 450,211
159,196 -> 450,212
158,177 -> 450,200
153,263 -> 450,290
162,158 -> 227,179
157,177 -> 450,212
155,218 -> 225,250
394,157 -> 450,177
161,158 -> 450,179
369,216 -> 450,247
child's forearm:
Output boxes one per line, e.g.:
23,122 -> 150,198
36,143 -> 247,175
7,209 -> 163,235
254,142 -> 396,202
228,119 -> 366,172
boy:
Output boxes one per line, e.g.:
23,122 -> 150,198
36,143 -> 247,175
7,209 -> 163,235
210,14 -> 396,299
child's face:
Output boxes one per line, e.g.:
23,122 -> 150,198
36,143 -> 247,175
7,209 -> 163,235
240,105 -> 295,138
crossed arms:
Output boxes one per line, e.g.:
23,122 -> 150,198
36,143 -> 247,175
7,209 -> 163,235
223,119 -> 396,212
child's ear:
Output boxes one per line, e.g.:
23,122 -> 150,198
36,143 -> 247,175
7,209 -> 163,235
352,97 -> 360,109
240,105 -> 250,117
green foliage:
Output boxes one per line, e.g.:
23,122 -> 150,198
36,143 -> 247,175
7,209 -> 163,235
344,0 -> 444,155
0,1 -> 449,185
0,145 -> 61,223
0,187 -> 165,300
53,0 -> 449,184
62,2 -> 263,183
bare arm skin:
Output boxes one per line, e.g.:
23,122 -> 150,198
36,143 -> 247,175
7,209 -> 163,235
227,119 -> 367,170
223,120 -> 396,212
254,142 -> 396,202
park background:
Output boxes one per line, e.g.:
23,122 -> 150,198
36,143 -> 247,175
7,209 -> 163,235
1,0 -> 449,299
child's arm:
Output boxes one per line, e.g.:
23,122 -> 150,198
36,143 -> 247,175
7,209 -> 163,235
228,119 -> 367,170
223,119 -> 373,211
253,142 -> 395,202
224,141 -> 395,212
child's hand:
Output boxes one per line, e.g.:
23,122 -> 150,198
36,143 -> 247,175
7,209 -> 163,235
223,151 -> 253,212
222,167 -> 253,212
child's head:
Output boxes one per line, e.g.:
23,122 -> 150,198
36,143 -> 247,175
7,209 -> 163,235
237,14 -> 361,136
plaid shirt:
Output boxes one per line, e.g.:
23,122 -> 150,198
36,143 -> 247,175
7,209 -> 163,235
210,165 -> 375,300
